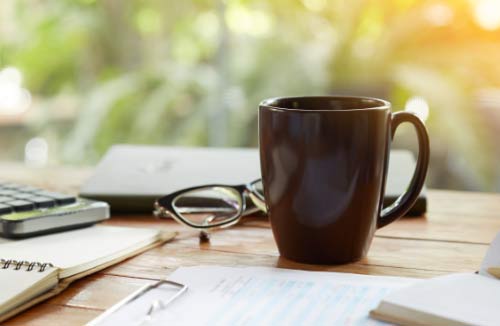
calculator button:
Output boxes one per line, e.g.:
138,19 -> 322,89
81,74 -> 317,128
35,191 -> 77,205
5,200 -> 35,212
28,196 -> 56,208
16,185 -> 40,193
0,204 -> 13,215
0,190 -> 16,196
0,183 -> 21,189
13,193 -> 36,200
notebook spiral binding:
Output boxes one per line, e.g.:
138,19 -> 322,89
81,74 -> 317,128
0,259 -> 54,272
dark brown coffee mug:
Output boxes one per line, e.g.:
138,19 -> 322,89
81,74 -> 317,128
259,96 -> 429,264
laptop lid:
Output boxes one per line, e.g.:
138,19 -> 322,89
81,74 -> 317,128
80,145 -> 426,215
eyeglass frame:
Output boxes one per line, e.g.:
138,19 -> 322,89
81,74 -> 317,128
153,179 -> 266,230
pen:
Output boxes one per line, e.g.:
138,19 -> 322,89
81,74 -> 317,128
487,267 -> 500,278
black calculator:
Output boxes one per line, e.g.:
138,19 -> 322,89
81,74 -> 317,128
0,181 -> 109,239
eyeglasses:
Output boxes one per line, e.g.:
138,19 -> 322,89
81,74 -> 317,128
153,179 -> 266,232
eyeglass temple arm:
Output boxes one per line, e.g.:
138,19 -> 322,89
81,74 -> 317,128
248,191 -> 267,213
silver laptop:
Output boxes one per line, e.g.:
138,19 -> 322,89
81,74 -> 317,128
80,145 -> 426,215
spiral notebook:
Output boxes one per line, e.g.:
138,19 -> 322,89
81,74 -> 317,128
0,225 -> 175,322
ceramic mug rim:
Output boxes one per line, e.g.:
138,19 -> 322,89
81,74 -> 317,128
259,95 -> 391,113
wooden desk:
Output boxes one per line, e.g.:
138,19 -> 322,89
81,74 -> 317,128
2,164 -> 500,325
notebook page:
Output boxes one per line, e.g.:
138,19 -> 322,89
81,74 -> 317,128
89,266 -> 416,326
0,226 -> 161,278
0,265 -> 58,315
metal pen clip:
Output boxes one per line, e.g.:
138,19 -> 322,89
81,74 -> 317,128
137,280 -> 188,325
87,279 -> 188,326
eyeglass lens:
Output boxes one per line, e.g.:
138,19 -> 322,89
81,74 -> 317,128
172,186 -> 243,227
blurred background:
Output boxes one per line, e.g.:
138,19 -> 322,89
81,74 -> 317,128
0,0 -> 500,192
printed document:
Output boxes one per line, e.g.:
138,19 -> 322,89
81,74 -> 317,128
90,266 -> 416,326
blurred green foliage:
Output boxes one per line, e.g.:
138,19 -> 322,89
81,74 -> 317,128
1,0 -> 500,190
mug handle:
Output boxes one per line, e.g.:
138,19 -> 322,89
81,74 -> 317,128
377,111 -> 430,229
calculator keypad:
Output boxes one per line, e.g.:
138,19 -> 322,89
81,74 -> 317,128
0,182 -> 77,214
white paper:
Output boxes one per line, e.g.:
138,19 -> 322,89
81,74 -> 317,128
480,231 -> 500,277
90,266 -> 415,326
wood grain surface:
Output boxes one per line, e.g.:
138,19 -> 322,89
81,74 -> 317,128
1,165 -> 499,325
